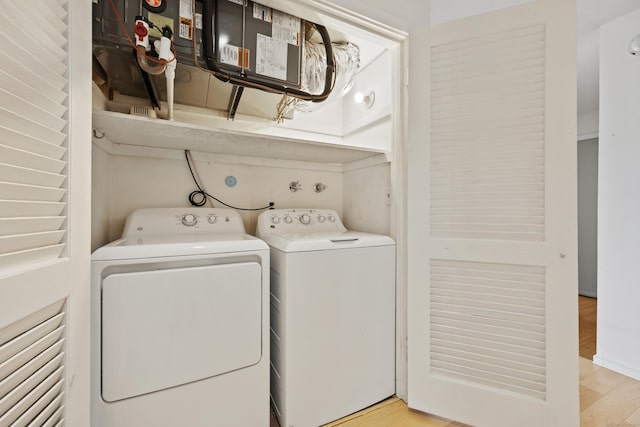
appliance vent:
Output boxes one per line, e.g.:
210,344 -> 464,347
430,24 -> 546,241
129,105 -> 157,118
430,259 -> 546,400
0,300 -> 66,426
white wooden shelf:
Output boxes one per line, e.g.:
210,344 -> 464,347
92,110 -> 387,165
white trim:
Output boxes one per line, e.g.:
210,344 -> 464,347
91,136 -> 344,173
593,355 -> 640,381
341,153 -> 390,173
296,0 -> 408,42
392,36 -> 410,401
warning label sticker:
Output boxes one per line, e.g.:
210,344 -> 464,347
179,0 -> 192,18
179,17 -> 193,40
272,10 -> 300,46
272,26 -> 299,46
253,4 -> 272,22
256,33 -> 287,80
220,44 -> 250,68
179,0 -> 193,39
272,10 -> 299,33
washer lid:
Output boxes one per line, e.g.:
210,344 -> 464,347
91,233 -> 268,261
259,230 -> 395,252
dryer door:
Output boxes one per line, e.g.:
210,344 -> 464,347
101,262 -> 262,402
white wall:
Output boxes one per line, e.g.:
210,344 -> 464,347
342,50 -> 393,152
91,141 -> 345,248
92,143 -> 111,251
595,7 -> 640,380
342,159 -> 391,235
578,138 -> 598,297
578,109 -> 599,140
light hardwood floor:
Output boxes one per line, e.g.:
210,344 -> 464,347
271,297 -> 640,427
323,358 -> 640,427
579,296 -> 597,360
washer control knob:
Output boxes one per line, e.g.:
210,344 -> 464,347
317,215 -> 326,223
299,214 -> 311,225
271,215 -> 280,224
207,214 -> 217,224
284,215 -> 293,224
182,214 -> 198,227
328,215 -> 336,223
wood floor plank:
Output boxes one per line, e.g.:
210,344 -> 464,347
580,356 -> 602,380
579,296 -> 597,360
624,406 -> 640,424
579,385 -> 603,411
325,399 -> 452,427
580,364 -> 629,395
323,398 -> 401,426
580,378 -> 640,427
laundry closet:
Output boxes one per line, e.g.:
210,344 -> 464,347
90,1 -> 404,426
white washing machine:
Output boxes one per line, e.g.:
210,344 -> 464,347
256,209 -> 396,427
91,208 -> 270,427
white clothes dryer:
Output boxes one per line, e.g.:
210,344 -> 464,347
256,209 -> 396,427
91,208 -> 269,427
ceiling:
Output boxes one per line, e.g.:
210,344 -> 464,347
329,0 -> 640,117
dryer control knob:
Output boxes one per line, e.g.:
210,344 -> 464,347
317,215 -> 326,223
181,214 -> 198,227
328,215 -> 336,223
207,214 -> 217,224
284,215 -> 293,224
300,214 -> 311,225
271,215 -> 280,224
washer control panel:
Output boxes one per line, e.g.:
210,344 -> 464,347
122,208 -> 247,236
258,209 -> 346,234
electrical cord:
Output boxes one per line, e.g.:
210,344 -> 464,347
184,150 -> 274,211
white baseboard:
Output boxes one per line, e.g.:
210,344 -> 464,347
592,354 -> 640,381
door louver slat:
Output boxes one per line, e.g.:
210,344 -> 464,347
0,301 -> 66,425
0,183 -> 66,203
29,399 -> 64,427
0,218 -> 66,238
430,259 -> 546,400
0,314 -> 64,365
0,0 -> 69,276
2,3 -> 66,57
430,24 -> 546,241
40,406 -> 64,427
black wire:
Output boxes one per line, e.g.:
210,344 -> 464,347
184,150 -> 274,211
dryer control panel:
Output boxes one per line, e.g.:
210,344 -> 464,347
121,208 -> 246,236
256,209 -> 346,235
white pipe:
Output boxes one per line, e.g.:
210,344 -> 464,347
165,59 -> 177,121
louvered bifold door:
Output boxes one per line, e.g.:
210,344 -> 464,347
0,0 -> 69,275
407,1 -> 578,426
